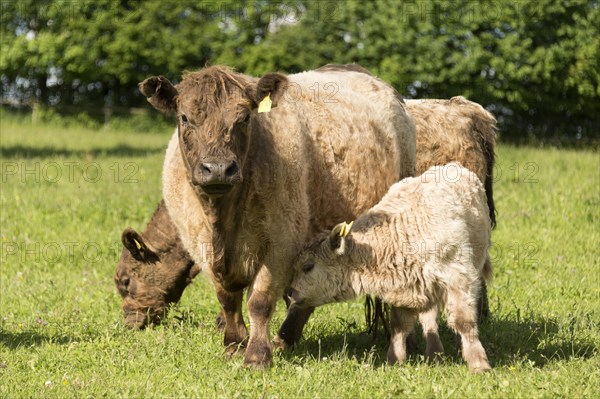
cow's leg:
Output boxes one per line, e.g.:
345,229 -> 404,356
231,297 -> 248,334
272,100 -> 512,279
215,286 -> 248,357
445,287 -> 491,373
243,266 -> 284,368
274,304 -> 314,349
216,308 -> 226,331
477,278 -> 490,321
405,331 -> 418,356
387,306 -> 417,365
478,256 -> 492,321
419,305 -> 444,363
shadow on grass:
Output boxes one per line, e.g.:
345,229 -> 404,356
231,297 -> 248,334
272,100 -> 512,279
0,144 -> 164,159
284,314 -> 598,369
478,315 -> 598,367
287,327 -> 390,367
140,307 -> 224,332
0,329 -> 85,349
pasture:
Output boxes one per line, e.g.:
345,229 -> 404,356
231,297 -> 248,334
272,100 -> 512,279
1,117 -> 598,398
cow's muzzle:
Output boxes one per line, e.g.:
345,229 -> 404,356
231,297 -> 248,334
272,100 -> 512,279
192,159 -> 242,196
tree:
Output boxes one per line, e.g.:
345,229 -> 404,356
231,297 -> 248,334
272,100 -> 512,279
1,0 -> 598,142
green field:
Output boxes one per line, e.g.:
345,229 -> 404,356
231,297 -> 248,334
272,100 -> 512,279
1,118 -> 599,398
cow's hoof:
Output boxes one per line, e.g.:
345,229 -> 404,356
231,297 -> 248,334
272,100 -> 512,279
470,363 -> 492,374
426,351 -> 444,364
224,344 -> 244,359
272,335 -> 290,351
243,345 -> 272,369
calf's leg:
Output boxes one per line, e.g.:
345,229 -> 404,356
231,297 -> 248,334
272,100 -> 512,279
387,306 -> 418,364
445,288 -> 491,373
477,279 -> 490,320
419,306 -> 444,362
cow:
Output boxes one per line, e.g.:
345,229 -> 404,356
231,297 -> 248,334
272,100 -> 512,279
290,163 -> 493,373
114,200 -> 200,329
139,65 -> 416,367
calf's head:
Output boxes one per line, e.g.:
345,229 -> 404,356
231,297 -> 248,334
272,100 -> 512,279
139,66 -> 288,197
290,222 -> 356,308
114,228 -> 199,329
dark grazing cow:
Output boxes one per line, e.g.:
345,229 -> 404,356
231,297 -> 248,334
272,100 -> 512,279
114,200 -> 199,328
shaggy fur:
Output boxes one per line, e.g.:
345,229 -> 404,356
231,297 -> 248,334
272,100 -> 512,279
290,163 -> 492,372
114,200 -> 199,329
148,65 -> 416,367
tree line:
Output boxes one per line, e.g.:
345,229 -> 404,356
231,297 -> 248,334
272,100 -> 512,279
1,0 -> 598,142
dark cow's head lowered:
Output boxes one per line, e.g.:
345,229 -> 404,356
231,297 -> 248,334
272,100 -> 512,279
114,202 -> 200,329
139,66 -> 288,197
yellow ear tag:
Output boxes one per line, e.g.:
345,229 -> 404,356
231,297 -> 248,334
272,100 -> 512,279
343,221 -> 353,237
133,238 -> 142,250
257,93 -> 272,113
339,221 -> 354,238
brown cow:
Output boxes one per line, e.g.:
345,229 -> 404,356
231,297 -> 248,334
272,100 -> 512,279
114,200 -> 199,328
140,65 -> 416,367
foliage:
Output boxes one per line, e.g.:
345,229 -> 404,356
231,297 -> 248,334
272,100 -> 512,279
0,119 -> 599,397
1,0 -> 598,141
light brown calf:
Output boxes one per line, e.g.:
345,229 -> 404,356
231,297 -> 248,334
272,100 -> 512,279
290,163 -> 493,372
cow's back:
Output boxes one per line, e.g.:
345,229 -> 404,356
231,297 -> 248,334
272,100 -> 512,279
262,70 -> 416,236
406,97 -> 496,182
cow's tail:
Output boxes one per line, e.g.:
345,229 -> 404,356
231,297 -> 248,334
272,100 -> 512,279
474,105 -> 498,229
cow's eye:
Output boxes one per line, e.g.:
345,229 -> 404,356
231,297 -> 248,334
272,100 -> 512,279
122,276 -> 130,288
181,115 -> 188,126
302,263 -> 315,273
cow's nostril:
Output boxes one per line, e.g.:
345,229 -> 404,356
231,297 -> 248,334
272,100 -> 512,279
201,164 -> 212,175
225,163 -> 238,177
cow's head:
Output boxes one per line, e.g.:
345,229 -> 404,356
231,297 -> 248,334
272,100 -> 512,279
139,66 -> 288,197
114,227 -> 199,329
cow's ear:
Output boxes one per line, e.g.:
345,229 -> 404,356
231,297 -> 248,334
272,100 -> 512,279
121,228 -> 154,262
139,76 -> 178,114
254,73 -> 289,111
329,221 -> 353,254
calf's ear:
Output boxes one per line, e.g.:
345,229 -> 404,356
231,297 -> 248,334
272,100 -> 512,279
254,73 -> 289,111
139,76 -> 178,114
329,221 -> 353,254
121,228 -> 155,262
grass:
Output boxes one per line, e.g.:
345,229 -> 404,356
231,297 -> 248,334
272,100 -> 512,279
1,117 -> 599,398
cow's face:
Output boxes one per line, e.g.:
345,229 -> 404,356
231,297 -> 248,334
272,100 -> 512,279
139,67 -> 289,198
290,223 -> 356,308
114,228 -> 199,329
